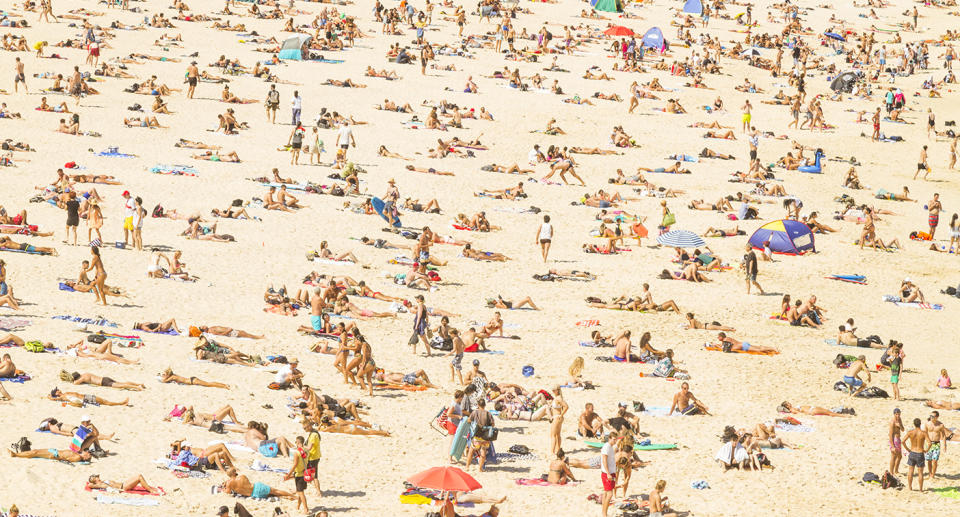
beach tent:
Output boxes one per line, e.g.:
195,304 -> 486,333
591,0 -> 623,13
278,34 -> 311,61
830,71 -> 859,93
748,219 -> 816,255
682,0 -> 703,15
641,26 -> 666,50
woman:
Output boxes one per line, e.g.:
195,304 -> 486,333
83,246 -> 108,305
547,386 -> 567,456
0,259 -> 18,310
535,214 -> 552,262
64,191 -> 80,246
309,127 -> 323,165
949,213 -> 959,253
160,368 -> 229,389
86,199 -> 103,244
133,197 -> 145,251
444,390 -> 465,463
87,474 -> 161,495
546,450 -> 577,484
288,123 -> 305,165
889,408 -> 903,475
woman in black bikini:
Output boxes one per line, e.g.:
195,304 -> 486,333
160,368 -> 230,389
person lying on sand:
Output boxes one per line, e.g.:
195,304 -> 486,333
175,138 -> 220,150
59,370 -> 145,390
49,387 -> 128,407
372,369 -> 437,388
193,150 -> 240,162
684,313 -> 735,331
192,336 -> 257,366
485,295 -> 539,310
134,319 -> 182,334
124,116 -> 166,128
0,235 -> 57,255
37,97 -> 69,113
160,368 -> 229,389
172,440 -> 236,471
778,401 -> 853,417
462,243 -> 509,261
87,474 -> 162,495
65,339 -> 138,364
221,468 -> 295,499
9,448 -> 91,463
164,405 -> 245,432
182,220 -> 236,242
716,332 -> 778,353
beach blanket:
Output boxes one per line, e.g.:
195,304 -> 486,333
372,382 -> 429,391
575,319 -> 600,327
95,150 -> 136,158
98,332 -> 143,347
0,373 -> 31,383
249,460 -> 287,474
0,246 -> 50,255
399,488 -> 475,507
85,484 -> 165,496
136,327 -> 179,336
0,316 -> 30,331
150,164 -> 198,176
515,478 -> 581,487
94,495 -> 159,506
775,423 -> 815,433
208,440 -> 255,454
52,315 -> 119,328
579,340 -> 613,348
584,440 -> 677,451
882,295 -> 943,310
703,344 -> 779,356
640,406 -> 678,417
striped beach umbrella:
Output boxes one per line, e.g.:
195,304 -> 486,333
656,230 -> 705,248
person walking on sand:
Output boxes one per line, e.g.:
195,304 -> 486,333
266,84 -> 280,123
904,418 -> 930,491
924,410 -> 948,479
411,294 -> 431,356
871,107 -> 881,142
185,61 -> 198,99
13,58 -> 26,93
600,432 -> 617,517
741,244 -> 764,295
927,193 -> 942,240
83,246 -> 108,305
535,215 -> 553,262
914,145 -> 930,180
291,90 -> 302,125
38,0 -> 58,23
284,436 -> 310,514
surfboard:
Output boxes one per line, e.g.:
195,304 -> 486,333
449,418 -> 472,460
584,441 -> 677,451
371,196 -> 401,228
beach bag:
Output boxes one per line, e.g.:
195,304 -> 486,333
859,386 -> 889,399
209,421 -> 225,434
11,436 -> 30,453
87,333 -> 107,344
24,340 -> 45,353
661,212 -> 676,227
508,444 -> 530,455
881,470 -> 900,489
862,472 -> 880,483
476,425 -> 498,441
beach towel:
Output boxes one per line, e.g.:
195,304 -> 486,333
150,165 -> 198,176
208,440 -> 255,454
85,484 -> 165,496
515,478 -> 581,487
0,316 -> 30,331
0,246 -> 50,255
372,382 -> 429,391
640,406 -> 677,417
932,487 -> 960,499
703,344 -> 778,356
95,150 -> 136,158
775,423 -> 815,433
584,440 -> 677,451
52,315 -> 119,328
99,332 -> 144,348
882,295 -> 943,310
0,373 -> 31,383
311,257 -> 356,266
249,460 -> 287,474
94,495 -> 159,506
575,319 -> 600,327
579,340 -> 613,348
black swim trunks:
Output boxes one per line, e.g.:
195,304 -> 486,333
100,377 -> 115,388
187,76 -> 198,87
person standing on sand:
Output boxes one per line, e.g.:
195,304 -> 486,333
924,410 -> 948,479
890,408 -> 903,475
535,215 -> 553,262
741,244 -> 764,295
600,432 -> 617,517
83,246 -> 108,305
871,107 -> 881,142
927,193 -> 942,239
914,145 -> 930,180
411,294 -> 430,356
266,84 -> 280,123
740,99 -> 752,133
13,57 -> 26,93
185,61 -> 198,99
133,196 -> 146,251
291,90 -> 302,126
904,418 -> 929,492
64,191 -> 80,246
121,190 -> 135,246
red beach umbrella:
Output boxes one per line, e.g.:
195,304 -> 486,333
604,26 -> 635,36
407,466 -> 482,493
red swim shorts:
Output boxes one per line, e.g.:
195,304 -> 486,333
601,472 -> 617,492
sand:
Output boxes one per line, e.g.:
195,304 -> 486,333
0,0 -> 958,515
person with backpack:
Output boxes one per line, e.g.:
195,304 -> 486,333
464,398 -> 496,472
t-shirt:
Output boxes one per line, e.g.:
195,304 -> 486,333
66,199 -> 80,219
469,409 -> 493,429
124,197 -> 136,218
527,148 -> 539,163
305,431 -> 321,461
267,90 -> 280,104
743,251 -> 758,275
600,442 -> 616,474
291,95 -> 302,110
274,364 -> 293,384
336,126 -> 353,146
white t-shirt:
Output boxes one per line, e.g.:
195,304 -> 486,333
600,442 -> 616,474
124,197 -> 136,218
337,126 -> 353,147
527,147 -> 539,163
291,95 -> 302,110
538,222 -> 553,241
274,364 -> 292,384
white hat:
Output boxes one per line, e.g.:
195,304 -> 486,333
182,441 -> 192,448
903,277 -> 912,283
81,414 -> 92,422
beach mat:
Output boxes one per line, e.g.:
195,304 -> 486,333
703,344 -> 778,356
584,440 -> 677,451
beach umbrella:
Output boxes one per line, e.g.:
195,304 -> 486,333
656,230 -> 705,248
740,48 -> 762,58
604,25 -> 634,37
407,466 -> 482,493
824,32 -> 845,42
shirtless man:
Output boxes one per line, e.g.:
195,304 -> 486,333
222,467 -> 295,500
636,283 -> 681,313
613,330 -> 632,363
185,61 -> 199,98
49,387 -> 128,407
836,325 -> 884,348
9,448 -> 91,463
843,355 -> 871,397
924,411 -> 949,479
578,403 -> 604,438
669,382 -> 710,415
0,353 -> 18,378
904,418 -> 930,491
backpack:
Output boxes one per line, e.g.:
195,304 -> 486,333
87,333 -> 106,344
508,444 -> 530,455
24,340 -> 45,353
881,470 -> 900,489
862,471 -> 880,483
11,436 -> 31,453
152,204 -> 165,218
476,425 -> 498,441
209,420 -> 225,434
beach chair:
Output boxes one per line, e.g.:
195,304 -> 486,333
429,406 -> 450,436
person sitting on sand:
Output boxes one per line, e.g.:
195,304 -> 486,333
716,332 -> 778,354
778,401 -> 853,417
578,403 -> 604,438
220,85 -> 256,104
0,353 -> 20,378
9,448 -> 91,463
87,474 -> 162,495
685,313 -> 735,331
669,382 -> 710,416
49,387 -> 128,407
160,368 -> 229,389
899,278 -> 925,303
37,97 -> 69,113
59,370 -> 145,390
546,450 -> 579,484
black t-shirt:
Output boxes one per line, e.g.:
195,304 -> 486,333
744,251 -> 758,275
66,200 -> 80,223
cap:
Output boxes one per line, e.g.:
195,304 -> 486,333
191,61 -> 197,65
121,190 -> 130,197
217,506 -> 229,515
903,277 -> 911,283
81,414 -> 92,422
893,408 -> 901,414
472,359 -> 480,366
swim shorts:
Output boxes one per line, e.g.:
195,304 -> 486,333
310,315 -> 323,331
681,404 -> 700,416
601,472 -> 616,492
402,373 -> 417,385
926,442 -> 941,461
742,113 -> 751,123
123,216 -> 134,230
251,481 -> 271,499
842,376 -> 863,387
451,353 -> 463,371
907,451 -> 924,467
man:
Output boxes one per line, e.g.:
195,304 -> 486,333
463,359 -> 485,386
914,145 -> 930,180
669,382 -> 709,415
71,415 -> 106,456
445,328 -> 465,384
10,448 -> 91,463
924,411 -> 949,479
411,294 -> 430,356
600,432 -> 617,517
223,467 -> 295,499
185,61 -> 198,99
578,403 -> 604,437
383,178 -> 400,226
741,244 -> 764,294
336,121 -> 357,160
613,330 -> 632,363
927,193 -> 942,239
284,436 -> 309,513
121,191 -> 135,245
291,90 -> 301,125
14,57 -> 26,93
649,480 -> 677,517
871,107 -> 881,142
843,355 -> 871,397
464,399 -> 495,471
275,358 -> 303,389
904,418 -> 930,491
265,84 -> 280,123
